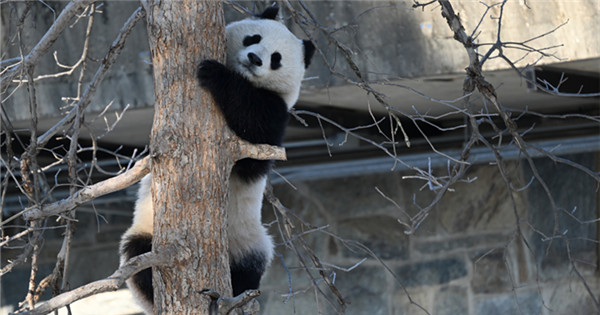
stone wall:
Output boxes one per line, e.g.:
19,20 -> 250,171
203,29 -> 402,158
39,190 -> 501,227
4,1 -> 600,122
257,152 -> 599,315
1,1 -> 153,122
1,153 -> 597,314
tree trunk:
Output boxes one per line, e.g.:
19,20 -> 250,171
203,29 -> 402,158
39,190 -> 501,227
144,1 -> 230,314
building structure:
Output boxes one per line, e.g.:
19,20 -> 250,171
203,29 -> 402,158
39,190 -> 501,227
2,1 -> 599,314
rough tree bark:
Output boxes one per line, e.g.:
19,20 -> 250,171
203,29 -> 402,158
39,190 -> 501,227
143,1 -> 230,314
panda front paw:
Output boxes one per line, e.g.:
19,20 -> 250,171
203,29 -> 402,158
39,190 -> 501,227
197,60 -> 226,86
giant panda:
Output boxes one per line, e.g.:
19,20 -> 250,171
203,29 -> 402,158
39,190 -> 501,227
119,7 -> 315,314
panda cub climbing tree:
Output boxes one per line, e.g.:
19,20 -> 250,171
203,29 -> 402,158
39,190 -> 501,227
119,7 -> 315,314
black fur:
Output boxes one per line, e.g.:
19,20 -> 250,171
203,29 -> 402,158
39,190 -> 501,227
270,52 -> 282,70
258,7 -> 279,20
230,252 -> 267,296
247,52 -> 263,67
303,40 -> 316,69
243,34 -> 262,47
121,233 -> 154,304
197,60 -> 289,182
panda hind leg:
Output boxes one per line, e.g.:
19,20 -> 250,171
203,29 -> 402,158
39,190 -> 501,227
120,233 -> 154,306
230,251 -> 268,296
122,233 -> 268,300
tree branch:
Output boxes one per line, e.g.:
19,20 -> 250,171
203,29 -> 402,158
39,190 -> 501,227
234,137 -> 286,162
200,289 -> 261,315
1,0 -> 95,89
35,6 -> 146,149
19,156 -> 150,221
12,245 -> 180,315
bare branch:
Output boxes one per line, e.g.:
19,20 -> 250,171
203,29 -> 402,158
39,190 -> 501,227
200,289 -> 261,315
19,156 -> 150,222
412,0 -> 437,10
13,245 -> 180,315
234,137 -> 286,161
1,0 -> 95,89
35,6 -> 146,149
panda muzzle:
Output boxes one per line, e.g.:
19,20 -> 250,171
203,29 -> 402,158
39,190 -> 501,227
247,53 -> 263,67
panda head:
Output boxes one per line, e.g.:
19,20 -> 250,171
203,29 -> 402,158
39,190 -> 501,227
226,7 -> 315,108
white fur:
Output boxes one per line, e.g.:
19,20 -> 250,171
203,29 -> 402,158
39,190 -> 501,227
121,175 -> 153,245
122,174 -> 273,264
226,18 -> 306,108
120,175 -> 154,315
121,174 -> 273,313
227,174 -> 273,263
127,280 -> 153,315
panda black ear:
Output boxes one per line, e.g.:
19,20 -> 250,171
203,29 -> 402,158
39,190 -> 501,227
303,40 -> 316,69
258,7 -> 279,20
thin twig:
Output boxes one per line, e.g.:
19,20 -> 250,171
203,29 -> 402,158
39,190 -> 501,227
1,0 -> 95,89
14,246 -> 180,315
35,6 -> 146,149
18,156 -> 150,222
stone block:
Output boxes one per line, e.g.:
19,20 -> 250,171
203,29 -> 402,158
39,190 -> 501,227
470,250 -> 511,293
279,172 -> 421,219
417,162 -> 527,236
264,264 -> 391,315
265,183 -> 331,261
541,279 -> 600,315
260,250 -> 316,296
391,287 -> 433,315
334,265 -> 389,315
475,291 -> 542,315
335,215 -> 409,260
396,257 -> 467,287
414,233 -> 509,255
259,284 -> 334,315
432,285 -> 468,315
525,153 -> 598,280
67,244 -> 121,288
260,252 -> 351,315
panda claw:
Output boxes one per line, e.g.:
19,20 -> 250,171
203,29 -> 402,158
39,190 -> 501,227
197,60 -> 224,84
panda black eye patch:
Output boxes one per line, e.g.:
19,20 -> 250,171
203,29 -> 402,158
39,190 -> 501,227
243,34 -> 262,47
270,52 -> 282,70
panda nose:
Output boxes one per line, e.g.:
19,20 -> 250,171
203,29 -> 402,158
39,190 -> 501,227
247,53 -> 263,67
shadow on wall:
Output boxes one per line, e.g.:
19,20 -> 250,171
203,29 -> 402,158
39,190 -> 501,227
286,1 -> 430,87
